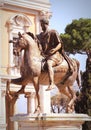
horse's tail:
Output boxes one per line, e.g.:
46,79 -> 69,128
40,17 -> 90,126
75,59 -> 81,87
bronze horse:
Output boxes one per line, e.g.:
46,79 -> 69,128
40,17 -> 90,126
7,32 -> 80,113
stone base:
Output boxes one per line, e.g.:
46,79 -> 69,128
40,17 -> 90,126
0,117 -> 7,130
11,113 -> 91,130
0,123 -> 7,130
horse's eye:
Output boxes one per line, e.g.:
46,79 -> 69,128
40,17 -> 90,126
19,38 -> 22,42
20,38 -> 24,41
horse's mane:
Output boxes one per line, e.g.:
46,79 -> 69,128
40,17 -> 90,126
26,32 -> 35,39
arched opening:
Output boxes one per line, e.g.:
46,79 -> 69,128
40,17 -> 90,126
6,14 -> 32,76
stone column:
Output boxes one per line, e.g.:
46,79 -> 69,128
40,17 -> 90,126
25,92 -> 36,114
39,85 -> 51,113
0,11 -> 2,74
0,88 -> 7,130
35,13 -> 40,34
6,23 -> 15,75
0,79 -> 2,116
1,90 -> 6,117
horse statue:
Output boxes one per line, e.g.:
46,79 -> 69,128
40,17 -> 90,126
7,32 -> 80,113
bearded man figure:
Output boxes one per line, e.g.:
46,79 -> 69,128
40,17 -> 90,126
36,18 -> 73,91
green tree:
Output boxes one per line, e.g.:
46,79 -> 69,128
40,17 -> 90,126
75,50 -> 91,130
60,18 -> 91,130
60,18 -> 91,54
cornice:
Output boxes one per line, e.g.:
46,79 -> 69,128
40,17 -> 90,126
0,0 -> 51,12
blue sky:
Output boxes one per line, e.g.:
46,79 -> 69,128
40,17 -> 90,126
50,0 -> 91,33
49,0 -> 91,71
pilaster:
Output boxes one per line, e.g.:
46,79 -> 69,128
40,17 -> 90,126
0,79 -> 7,130
0,10 -> 2,73
39,85 -> 51,113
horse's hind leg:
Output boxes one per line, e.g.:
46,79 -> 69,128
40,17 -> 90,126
58,85 -> 76,113
58,85 -> 72,99
67,86 -> 76,113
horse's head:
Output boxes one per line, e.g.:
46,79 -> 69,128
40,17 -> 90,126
9,32 -> 40,57
9,32 -> 29,56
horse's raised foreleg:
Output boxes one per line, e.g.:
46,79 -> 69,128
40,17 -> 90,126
6,79 -> 14,100
32,76 -> 40,114
10,77 -> 25,85
12,78 -> 27,94
6,77 -> 27,100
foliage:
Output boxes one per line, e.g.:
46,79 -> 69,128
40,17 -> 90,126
51,93 -> 69,113
60,18 -> 91,54
75,50 -> 91,130
59,18 -> 91,129
58,18 -> 91,129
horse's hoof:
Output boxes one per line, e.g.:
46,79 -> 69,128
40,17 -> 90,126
46,84 -> 56,91
66,104 -> 74,113
34,109 -> 40,114
34,106 -> 41,114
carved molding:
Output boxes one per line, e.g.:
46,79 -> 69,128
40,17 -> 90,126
39,10 -> 52,22
39,10 -> 52,19
13,14 -> 32,27
6,14 -> 32,29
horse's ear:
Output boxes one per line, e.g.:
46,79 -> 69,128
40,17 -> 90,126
18,32 -> 22,38
9,40 -> 13,43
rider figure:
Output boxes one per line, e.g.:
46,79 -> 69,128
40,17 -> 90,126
37,18 -> 73,91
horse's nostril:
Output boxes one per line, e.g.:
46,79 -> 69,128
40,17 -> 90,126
17,52 -> 19,56
13,50 -> 16,54
13,49 -> 20,56
13,50 -> 18,55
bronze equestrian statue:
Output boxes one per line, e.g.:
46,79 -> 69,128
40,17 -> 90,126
7,31 -> 80,113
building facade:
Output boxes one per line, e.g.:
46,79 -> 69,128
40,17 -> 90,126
0,0 -> 51,130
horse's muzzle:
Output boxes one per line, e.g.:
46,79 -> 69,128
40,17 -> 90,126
13,49 -> 20,56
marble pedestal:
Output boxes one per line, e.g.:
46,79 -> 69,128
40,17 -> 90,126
11,113 -> 91,130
